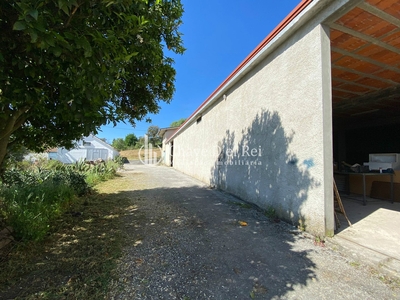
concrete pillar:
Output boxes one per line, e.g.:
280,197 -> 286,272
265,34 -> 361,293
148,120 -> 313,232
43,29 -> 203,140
321,24 -> 334,236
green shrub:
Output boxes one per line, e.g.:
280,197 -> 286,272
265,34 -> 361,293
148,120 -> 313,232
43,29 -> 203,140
13,160 -> 33,171
0,159 -> 120,241
71,160 -> 91,172
84,160 -> 119,187
51,169 -> 89,196
113,155 -> 126,167
1,168 -> 43,186
85,172 -> 102,187
2,168 -> 90,196
0,182 -> 75,241
42,159 -> 65,170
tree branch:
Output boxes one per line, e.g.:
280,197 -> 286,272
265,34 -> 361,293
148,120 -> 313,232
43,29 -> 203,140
11,114 -> 28,135
0,107 -> 29,140
65,4 -> 80,28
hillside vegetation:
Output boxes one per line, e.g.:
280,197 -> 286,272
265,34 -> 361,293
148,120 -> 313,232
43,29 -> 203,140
119,148 -> 162,161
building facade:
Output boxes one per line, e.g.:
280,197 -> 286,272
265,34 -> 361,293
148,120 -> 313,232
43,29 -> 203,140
165,0 -> 400,236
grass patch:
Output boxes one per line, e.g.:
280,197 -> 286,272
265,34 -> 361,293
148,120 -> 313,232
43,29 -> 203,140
0,175 -> 133,299
0,158 -> 123,242
229,201 -> 253,209
0,182 -> 76,241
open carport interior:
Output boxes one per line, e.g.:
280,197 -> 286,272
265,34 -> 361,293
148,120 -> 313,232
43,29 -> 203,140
328,0 -> 400,169
327,0 -> 400,193
325,0 -> 400,255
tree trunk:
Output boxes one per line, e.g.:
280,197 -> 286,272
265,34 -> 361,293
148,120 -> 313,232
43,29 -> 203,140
0,107 -> 28,172
0,134 -> 11,173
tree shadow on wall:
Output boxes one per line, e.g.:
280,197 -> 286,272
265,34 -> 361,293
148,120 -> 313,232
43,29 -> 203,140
210,109 -> 320,229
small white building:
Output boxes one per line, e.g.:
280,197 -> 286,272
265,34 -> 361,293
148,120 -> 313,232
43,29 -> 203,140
25,135 -> 119,164
55,134 -> 119,163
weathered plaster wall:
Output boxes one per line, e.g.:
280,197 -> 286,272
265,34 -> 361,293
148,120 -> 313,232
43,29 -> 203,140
173,19 -> 332,235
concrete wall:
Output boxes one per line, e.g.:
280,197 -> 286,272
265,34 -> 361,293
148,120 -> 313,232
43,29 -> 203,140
172,19 -> 333,235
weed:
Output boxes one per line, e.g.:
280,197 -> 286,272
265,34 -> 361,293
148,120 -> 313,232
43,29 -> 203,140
264,206 -> 276,219
349,261 -> 360,267
314,236 -> 325,247
369,267 -> 400,289
298,219 -> 306,231
229,201 -> 252,209
250,290 -> 255,299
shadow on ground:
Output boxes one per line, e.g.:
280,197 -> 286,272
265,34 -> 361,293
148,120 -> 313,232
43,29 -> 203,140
107,183 -> 318,299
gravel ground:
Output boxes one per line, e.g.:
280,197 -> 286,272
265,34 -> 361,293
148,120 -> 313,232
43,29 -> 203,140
107,163 -> 400,300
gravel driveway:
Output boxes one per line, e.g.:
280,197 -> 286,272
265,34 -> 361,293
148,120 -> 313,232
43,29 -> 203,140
107,164 -> 399,299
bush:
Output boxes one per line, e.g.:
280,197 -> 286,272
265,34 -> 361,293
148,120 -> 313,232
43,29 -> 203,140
113,155 -> 127,166
84,160 -> 120,187
0,182 -> 75,241
0,159 -> 120,241
51,169 -> 89,196
0,167 -> 90,241
2,168 -> 90,196
1,168 -> 40,186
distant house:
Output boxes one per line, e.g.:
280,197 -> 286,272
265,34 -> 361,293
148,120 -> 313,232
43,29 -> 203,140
25,134 -> 119,163
47,148 -> 58,160
55,134 -> 119,163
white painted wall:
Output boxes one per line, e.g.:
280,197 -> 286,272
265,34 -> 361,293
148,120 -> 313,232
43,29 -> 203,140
171,17 -> 333,235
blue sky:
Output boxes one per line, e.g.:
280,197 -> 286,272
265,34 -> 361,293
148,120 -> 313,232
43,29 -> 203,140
98,0 -> 301,143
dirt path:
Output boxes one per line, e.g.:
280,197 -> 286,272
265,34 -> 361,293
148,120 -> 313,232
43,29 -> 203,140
107,164 -> 399,299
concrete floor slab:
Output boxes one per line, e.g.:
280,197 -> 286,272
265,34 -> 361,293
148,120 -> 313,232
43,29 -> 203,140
332,195 -> 400,277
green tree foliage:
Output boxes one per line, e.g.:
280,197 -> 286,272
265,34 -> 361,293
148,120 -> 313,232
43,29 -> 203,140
135,136 -> 145,149
170,118 -> 186,127
111,138 -> 127,151
111,133 -> 138,150
146,125 -> 161,145
125,133 -> 138,148
0,0 -> 184,169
